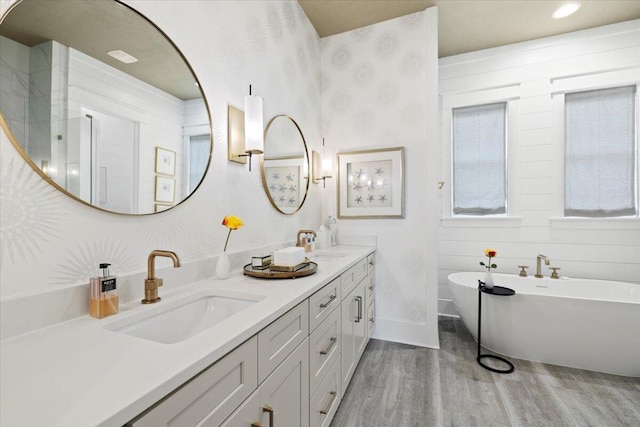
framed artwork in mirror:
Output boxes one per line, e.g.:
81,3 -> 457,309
154,203 -> 173,213
155,147 -> 176,176
337,147 -> 404,219
155,176 -> 176,203
264,157 -> 304,209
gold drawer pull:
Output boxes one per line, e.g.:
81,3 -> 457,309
320,337 -> 337,355
251,422 -> 262,427
263,405 -> 274,426
368,285 -> 374,291
319,294 -> 337,309
319,391 -> 337,415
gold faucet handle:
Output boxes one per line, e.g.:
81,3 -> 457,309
517,265 -> 529,277
550,267 -> 560,279
144,277 -> 163,289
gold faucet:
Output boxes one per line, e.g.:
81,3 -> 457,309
296,230 -> 317,247
142,250 -> 181,304
535,254 -> 550,278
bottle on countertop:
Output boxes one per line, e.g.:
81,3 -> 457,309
89,263 -> 118,319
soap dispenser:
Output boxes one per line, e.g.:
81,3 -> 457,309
89,263 -> 118,319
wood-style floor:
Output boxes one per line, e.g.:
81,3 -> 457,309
330,317 -> 640,427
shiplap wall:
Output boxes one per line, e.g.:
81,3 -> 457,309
67,49 -> 190,213
438,20 -> 640,316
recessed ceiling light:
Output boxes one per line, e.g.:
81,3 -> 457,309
552,2 -> 581,19
107,49 -> 138,64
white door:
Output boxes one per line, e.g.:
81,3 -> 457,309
84,109 -> 137,213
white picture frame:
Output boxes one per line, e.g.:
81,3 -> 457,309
337,147 -> 404,219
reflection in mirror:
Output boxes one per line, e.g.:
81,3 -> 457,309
0,0 -> 212,214
261,116 -> 310,215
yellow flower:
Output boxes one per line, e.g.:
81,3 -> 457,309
480,248 -> 498,271
484,248 -> 497,258
222,215 -> 244,230
221,215 -> 243,251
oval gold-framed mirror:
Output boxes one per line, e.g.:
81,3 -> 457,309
0,0 -> 212,215
260,115 -> 310,215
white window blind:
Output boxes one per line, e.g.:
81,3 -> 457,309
565,86 -> 637,217
452,103 -> 506,215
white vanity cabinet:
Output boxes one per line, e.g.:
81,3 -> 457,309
340,260 -> 371,397
126,337 -> 258,427
221,337 -> 310,427
125,250 -> 374,427
257,300 -> 308,383
366,253 -> 376,337
309,356 -> 341,427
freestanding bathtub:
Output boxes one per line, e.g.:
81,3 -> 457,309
448,272 -> 640,377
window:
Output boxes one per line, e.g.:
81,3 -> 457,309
186,134 -> 210,193
565,86 -> 637,217
452,103 -> 507,215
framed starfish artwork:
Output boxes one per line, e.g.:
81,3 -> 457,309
263,156 -> 306,210
337,147 -> 404,218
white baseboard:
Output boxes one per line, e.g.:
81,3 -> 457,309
438,298 -> 459,317
371,317 -> 440,349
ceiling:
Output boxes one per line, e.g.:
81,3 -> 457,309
0,0 -> 200,100
2,1 -> 638,100
298,0 -> 640,57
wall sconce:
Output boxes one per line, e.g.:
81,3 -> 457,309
242,85 -> 264,171
313,138 -> 333,188
228,85 -> 264,171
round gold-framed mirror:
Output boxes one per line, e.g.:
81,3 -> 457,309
0,0 -> 212,215
260,115 -> 310,215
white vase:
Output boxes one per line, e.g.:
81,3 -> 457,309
216,252 -> 231,280
483,271 -> 494,289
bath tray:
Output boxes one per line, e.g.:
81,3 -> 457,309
243,262 -> 317,279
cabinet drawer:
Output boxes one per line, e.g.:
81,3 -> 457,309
340,258 -> 367,298
221,338 -> 310,427
127,336 -> 258,427
309,306 -> 340,397
367,253 -> 375,274
368,302 -> 375,337
258,300 -> 309,383
310,356 -> 341,427
366,274 -> 374,307
309,277 -> 340,332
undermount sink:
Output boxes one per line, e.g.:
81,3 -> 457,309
310,251 -> 347,261
106,290 -> 264,344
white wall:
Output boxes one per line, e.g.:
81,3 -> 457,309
0,1 -> 322,304
321,8 -> 440,348
437,20 -> 640,316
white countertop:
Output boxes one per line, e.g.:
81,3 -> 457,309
0,245 -> 374,427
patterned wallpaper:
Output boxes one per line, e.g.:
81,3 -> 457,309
0,0 -> 322,298
320,9 -> 439,345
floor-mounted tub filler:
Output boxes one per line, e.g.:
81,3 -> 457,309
448,272 -> 640,377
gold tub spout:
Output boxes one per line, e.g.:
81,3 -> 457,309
535,254 -> 550,278
142,250 -> 181,304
